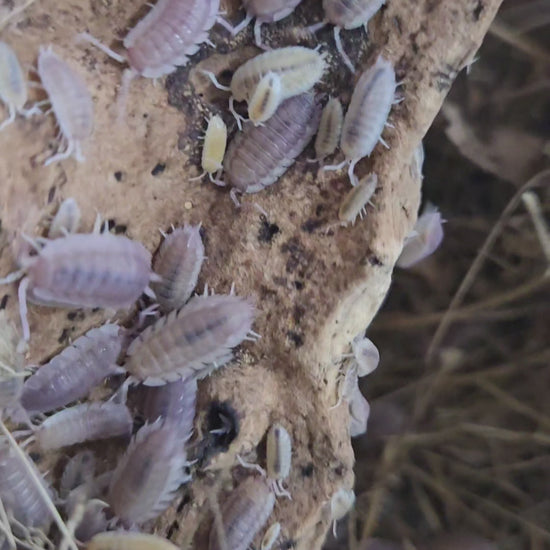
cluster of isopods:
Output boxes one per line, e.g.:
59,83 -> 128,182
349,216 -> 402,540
0,0 -> 447,548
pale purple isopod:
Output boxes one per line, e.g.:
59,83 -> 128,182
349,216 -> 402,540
0,437 -> 53,529
19,323 -> 124,416
223,93 -> 321,201
349,384 -> 370,438
230,0 -> 304,48
328,56 -> 395,186
60,450 -> 96,498
396,204 -> 444,268
152,225 -> 205,313
123,293 -> 256,385
0,232 -> 157,341
139,376 -> 197,441
209,477 -> 275,550
78,0 -> 220,113
107,422 -> 190,525
309,0 -> 386,73
32,401 -> 132,451
37,47 -> 94,165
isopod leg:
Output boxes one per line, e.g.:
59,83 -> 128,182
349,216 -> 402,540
76,32 -> 126,64
228,96 -> 246,130
228,14 -> 253,37
198,69 -> 231,92
236,454 -> 266,476
229,188 -> 242,207
17,277 -> 30,342
253,20 -> 268,50
0,269 -> 25,286
347,160 -> 359,187
44,140 -> 75,166
116,68 -> 137,123
333,27 -> 355,74
306,20 -> 328,34
0,104 -> 16,132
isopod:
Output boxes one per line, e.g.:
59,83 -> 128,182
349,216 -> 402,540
139,376 -> 197,441
260,522 -> 281,550
60,450 -> 96,498
202,46 -> 325,128
28,401 -> 132,451
410,141 -> 425,181
87,532 -> 180,550
0,232 -> 157,342
351,334 -> 379,377
223,93 -> 321,201
152,225 -> 205,312
194,116 -> 227,182
309,0 -> 386,73
338,172 -> 377,225
266,423 -> 292,499
349,385 -> 370,438
123,293 -> 256,385
19,323 -> 124,416
248,71 -> 283,126
228,0 -> 304,48
329,487 -> 355,536
107,422 -> 190,525
313,96 -> 343,161
48,197 -> 81,239
0,311 -> 25,414
37,47 -> 94,165
73,500 -> 109,543
209,477 -> 275,550
78,0 -> 220,115
0,42 -> 38,131
396,203 -> 444,268
327,56 -> 396,186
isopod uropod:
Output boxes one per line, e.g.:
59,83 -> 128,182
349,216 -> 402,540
248,71 -> 283,126
209,477 -> 276,550
123,293 -> 257,386
313,96 -> 343,161
37,46 -> 94,165
107,422 -> 190,526
86,531 -> 180,550
0,232 -> 157,342
152,225 -> 205,312
48,197 -> 81,239
266,423 -> 292,499
338,173 -> 377,225
327,56 -> 396,186
260,522 -> 281,550
223,93 -> 322,202
396,204 -> 444,268
19,323 -> 124,416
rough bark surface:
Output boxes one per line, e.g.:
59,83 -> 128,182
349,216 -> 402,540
0,0 -> 502,548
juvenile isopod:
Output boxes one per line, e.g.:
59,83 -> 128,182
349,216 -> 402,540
351,334 -> 379,377
139,376 -> 197,441
248,71 -> 283,126
227,0 -> 304,48
329,487 -> 355,536
0,42 -> 39,131
396,204 -> 444,268
26,401 -> 132,451
209,476 -> 275,550
309,0 -> 386,73
78,0 -> 221,115
202,46 -> 325,128
48,197 -> 81,239
60,450 -> 96,498
349,385 -> 370,438
107,422 -> 190,525
0,311 -> 25,414
266,423 -> 292,499
123,293 -> 257,385
327,56 -> 396,186
312,96 -> 343,161
410,141 -> 425,181
152,225 -> 205,312
260,522 -> 281,550
87,532 -> 180,550
193,116 -> 227,182
223,93 -> 322,202
37,47 -> 94,165
19,323 -> 124,416
338,172 -> 377,225
0,232 -> 157,341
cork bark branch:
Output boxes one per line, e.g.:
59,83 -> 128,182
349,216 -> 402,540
0,0 -> 502,548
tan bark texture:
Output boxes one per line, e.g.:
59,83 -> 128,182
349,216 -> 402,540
0,0 -> 502,548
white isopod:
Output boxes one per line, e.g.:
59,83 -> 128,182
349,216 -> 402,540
248,71 -> 283,125
86,532 -> 180,550
48,197 -> 81,239
260,522 -> 281,550
309,0 -> 386,73
326,56 -> 396,186
349,384 -> 370,438
313,96 -> 343,161
266,423 -> 292,499
396,203 -> 444,268
152,224 -> 205,312
338,172 -> 377,225
351,334 -> 379,377
193,115 -> 227,182
0,41 -> 39,131
37,47 -> 94,165
202,46 -> 326,128
329,487 -> 356,536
